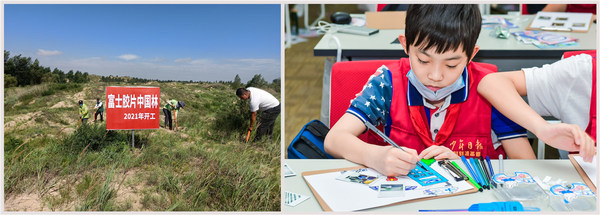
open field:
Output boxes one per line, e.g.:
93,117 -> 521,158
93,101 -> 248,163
4,77 -> 281,211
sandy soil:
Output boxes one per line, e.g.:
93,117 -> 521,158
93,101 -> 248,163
4,193 -> 46,211
4,111 -> 43,130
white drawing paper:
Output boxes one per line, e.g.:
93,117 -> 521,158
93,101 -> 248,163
529,12 -> 593,31
303,163 -> 474,211
573,155 -> 597,188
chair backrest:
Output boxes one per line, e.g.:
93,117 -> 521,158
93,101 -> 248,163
329,60 -> 399,128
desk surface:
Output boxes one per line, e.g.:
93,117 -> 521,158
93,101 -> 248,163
314,15 -> 597,58
283,159 -> 593,212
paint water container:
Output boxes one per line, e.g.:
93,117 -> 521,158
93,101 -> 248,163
492,172 -> 547,208
547,183 -> 596,211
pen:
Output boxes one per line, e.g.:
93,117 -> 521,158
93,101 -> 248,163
479,156 -> 494,188
461,156 -> 483,188
470,158 -> 488,189
485,156 -> 495,176
485,156 -> 498,188
364,120 -> 424,169
475,158 -> 491,189
451,161 -> 482,191
471,158 -> 486,189
461,156 -> 483,189
480,156 -> 496,189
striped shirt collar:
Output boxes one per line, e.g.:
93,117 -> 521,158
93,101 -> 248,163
407,67 -> 469,106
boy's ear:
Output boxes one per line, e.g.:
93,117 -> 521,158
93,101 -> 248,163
398,34 -> 408,55
469,45 -> 480,62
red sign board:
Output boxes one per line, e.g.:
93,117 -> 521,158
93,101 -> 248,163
106,86 -> 160,130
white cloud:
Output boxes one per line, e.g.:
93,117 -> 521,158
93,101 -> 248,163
235,58 -> 278,64
37,49 -> 62,56
174,58 -> 192,63
151,57 -> 167,62
36,56 -> 280,82
118,54 -> 139,61
189,59 -> 212,65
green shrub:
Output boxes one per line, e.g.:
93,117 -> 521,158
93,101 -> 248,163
4,135 -> 24,155
41,89 -> 55,96
211,96 -> 250,138
4,74 -> 18,88
50,83 -> 82,92
65,124 -> 148,152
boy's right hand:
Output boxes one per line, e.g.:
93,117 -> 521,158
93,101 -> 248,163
370,146 -> 419,176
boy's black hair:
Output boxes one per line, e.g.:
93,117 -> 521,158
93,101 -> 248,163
405,4 -> 481,61
236,88 -> 248,96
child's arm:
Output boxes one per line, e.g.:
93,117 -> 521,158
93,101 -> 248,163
541,4 -> 567,12
479,71 -> 543,134
501,137 -> 536,159
325,113 -> 419,176
479,71 -> 596,162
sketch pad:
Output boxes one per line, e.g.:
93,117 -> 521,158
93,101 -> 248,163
568,154 -> 597,192
302,165 -> 478,211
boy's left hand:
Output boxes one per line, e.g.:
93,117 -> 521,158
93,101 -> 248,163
536,123 -> 596,162
419,145 -> 459,160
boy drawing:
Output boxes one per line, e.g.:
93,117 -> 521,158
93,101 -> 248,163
324,5 -> 535,176
478,50 -> 597,162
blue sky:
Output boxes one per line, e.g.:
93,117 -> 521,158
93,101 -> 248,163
4,4 -> 281,82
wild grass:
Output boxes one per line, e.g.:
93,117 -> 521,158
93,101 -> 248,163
4,79 -> 281,211
4,83 -> 82,113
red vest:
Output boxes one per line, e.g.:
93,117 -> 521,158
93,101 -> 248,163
360,58 -> 506,159
562,50 -> 596,141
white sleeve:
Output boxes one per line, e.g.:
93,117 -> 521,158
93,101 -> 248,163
249,98 -> 260,112
523,54 -> 592,128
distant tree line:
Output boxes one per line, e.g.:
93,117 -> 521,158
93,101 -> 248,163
4,50 -> 89,88
232,74 -> 280,93
5,50 -> 280,92
102,73 -> 281,93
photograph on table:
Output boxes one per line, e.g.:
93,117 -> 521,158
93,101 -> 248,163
4,4 -> 281,211
283,3 -> 597,212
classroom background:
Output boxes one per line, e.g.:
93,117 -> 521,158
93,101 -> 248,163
284,3 -> 596,159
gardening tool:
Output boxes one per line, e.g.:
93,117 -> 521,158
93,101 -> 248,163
174,111 -> 177,131
245,122 -> 260,142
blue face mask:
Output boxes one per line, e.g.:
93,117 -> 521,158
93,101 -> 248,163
406,68 -> 465,102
